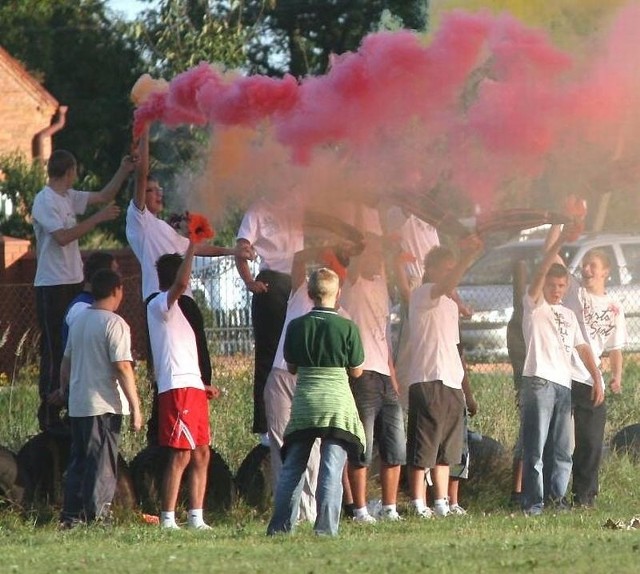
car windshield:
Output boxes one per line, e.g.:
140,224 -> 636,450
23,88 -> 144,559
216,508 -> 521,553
461,243 -> 578,286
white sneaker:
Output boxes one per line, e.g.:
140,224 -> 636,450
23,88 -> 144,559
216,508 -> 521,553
449,504 -> 467,516
188,522 -> 212,530
377,508 -> 402,521
161,522 -> 181,530
413,506 -> 434,519
352,513 -> 377,523
433,503 -> 450,517
366,499 -> 382,517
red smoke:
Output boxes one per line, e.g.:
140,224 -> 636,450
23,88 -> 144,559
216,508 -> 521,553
134,4 -> 640,214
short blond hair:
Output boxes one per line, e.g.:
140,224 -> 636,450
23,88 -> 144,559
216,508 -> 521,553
308,267 -> 340,301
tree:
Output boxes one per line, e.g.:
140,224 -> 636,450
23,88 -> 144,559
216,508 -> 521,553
238,0 -> 428,77
0,0 -> 145,243
130,0 -> 249,76
0,153 -> 46,241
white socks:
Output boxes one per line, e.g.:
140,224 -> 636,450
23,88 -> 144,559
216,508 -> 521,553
161,511 -> 179,529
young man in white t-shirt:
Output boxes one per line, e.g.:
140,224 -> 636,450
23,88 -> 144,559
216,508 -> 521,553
32,149 -> 135,435
57,269 -> 142,527
147,241 -> 221,530
520,226 -> 603,515
127,125 -> 252,445
405,238 -> 483,518
544,225 -> 627,507
235,198 -> 304,445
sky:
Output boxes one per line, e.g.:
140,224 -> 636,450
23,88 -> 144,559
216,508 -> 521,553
106,0 -> 159,20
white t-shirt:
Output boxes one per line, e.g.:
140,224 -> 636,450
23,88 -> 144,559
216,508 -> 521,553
406,283 -> 464,389
522,294 -> 585,388
340,275 -> 391,375
236,200 -> 303,274
147,291 -> 204,394
272,283 -> 314,371
385,206 -> 440,283
32,186 -> 90,286
126,201 -> 191,300
64,308 -> 132,417
564,278 -> 627,386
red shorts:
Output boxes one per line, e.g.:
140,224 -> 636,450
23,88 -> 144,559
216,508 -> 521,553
158,387 -> 210,449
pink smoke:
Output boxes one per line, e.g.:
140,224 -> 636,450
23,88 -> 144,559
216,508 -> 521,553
134,4 -> 640,220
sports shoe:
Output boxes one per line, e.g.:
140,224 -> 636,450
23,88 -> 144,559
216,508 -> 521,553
377,507 -> 402,521
352,513 -> 377,523
188,522 -> 212,530
412,506 -> 434,519
433,502 -> 450,517
161,521 -> 181,530
449,503 -> 467,516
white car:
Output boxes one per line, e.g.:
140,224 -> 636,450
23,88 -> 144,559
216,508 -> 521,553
457,233 -> 640,361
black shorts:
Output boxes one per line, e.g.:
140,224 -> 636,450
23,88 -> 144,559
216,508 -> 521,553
406,381 -> 465,469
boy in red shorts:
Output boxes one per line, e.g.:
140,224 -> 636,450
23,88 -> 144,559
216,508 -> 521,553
147,241 -> 220,529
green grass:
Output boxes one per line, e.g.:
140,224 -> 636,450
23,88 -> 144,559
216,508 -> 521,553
1,355 -> 639,572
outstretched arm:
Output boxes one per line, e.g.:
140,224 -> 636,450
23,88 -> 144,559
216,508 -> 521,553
431,235 -> 483,300
51,204 -> 121,246
132,125 -> 150,211
527,224 -> 576,304
87,156 -> 137,207
167,241 -> 196,309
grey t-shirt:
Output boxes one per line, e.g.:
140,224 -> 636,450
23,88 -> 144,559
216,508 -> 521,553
64,308 -> 132,417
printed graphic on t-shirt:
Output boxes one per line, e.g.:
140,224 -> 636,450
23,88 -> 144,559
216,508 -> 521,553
581,295 -> 618,341
261,214 -> 281,238
551,307 -> 572,353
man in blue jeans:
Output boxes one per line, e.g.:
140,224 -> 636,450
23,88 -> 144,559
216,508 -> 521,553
520,224 -> 603,515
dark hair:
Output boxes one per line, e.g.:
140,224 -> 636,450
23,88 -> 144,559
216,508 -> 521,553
83,252 -> 115,283
47,150 -> 76,178
156,253 -> 183,291
91,269 -> 122,300
424,246 -> 454,270
546,262 -> 569,279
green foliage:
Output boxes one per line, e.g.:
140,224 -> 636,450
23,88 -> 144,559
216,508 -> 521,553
238,0 -> 428,77
0,153 -> 46,241
0,0 -> 145,243
130,0 -> 248,76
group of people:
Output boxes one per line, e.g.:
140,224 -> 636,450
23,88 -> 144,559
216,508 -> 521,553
30,133 -> 626,533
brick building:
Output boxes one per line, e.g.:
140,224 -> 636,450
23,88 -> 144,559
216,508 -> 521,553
0,44 -> 62,162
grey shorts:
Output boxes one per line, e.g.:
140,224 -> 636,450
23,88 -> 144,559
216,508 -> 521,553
349,370 -> 407,467
407,381 -> 465,469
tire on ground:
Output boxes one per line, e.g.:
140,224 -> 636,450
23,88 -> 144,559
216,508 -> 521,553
234,445 -> 273,512
16,432 -> 135,511
0,445 -> 24,507
611,424 -> 640,462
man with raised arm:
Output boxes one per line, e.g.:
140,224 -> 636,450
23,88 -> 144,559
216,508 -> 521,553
520,224 -> 603,515
33,149 -> 136,434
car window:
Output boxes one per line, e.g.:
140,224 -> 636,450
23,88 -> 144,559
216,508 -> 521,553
461,244 -> 542,285
620,243 -> 640,285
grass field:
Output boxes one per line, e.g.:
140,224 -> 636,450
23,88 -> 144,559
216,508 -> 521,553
1,355 -> 639,573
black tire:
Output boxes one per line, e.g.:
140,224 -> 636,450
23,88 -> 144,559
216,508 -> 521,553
467,433 -> 509,484
234,445 -> 273,512
17,433 -> 71,508
130,445 -> 233,516
17,432 -> 137,512
0,445 -> 24,507
611,424 -> 640,462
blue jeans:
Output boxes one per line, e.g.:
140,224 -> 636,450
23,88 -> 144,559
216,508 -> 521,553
267,437 -> 347,536
349,371 -> 406,466
520,376 -> 572,513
